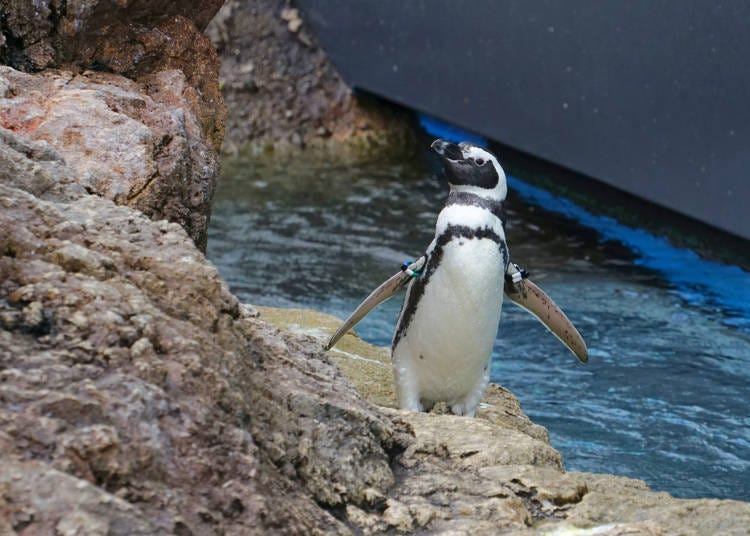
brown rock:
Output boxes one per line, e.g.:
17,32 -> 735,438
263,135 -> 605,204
0,457 -> 159,535
0,67 -> 217,250
0,0 -> 225,148
206,0 -> 416,158
0,132 -> 401,533
0,123 -> 75,198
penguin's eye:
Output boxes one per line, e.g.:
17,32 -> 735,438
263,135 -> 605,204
475,158 -> 485,166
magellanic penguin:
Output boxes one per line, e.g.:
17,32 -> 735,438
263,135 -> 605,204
325,139 -> 587,417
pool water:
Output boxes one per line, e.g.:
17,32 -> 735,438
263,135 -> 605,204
207,151 -> 750,501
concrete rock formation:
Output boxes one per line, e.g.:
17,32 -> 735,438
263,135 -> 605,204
206,0 -> 417,157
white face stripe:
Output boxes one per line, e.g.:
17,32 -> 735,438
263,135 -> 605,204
454,144 -> 508,201
461,145 -> 494,161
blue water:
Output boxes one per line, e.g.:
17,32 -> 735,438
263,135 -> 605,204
207,149 -> 750,502
507,177 -> 750,331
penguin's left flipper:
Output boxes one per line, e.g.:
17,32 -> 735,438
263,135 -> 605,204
324,256 -> 426,351
504,266 -> 588,363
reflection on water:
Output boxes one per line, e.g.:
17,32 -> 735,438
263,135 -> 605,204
207,152 -> 750,501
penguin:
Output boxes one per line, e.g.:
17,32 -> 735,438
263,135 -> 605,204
325,139 -> 587,417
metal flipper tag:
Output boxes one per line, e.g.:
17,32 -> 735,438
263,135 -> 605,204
504,273 -> 589,364
324,256 -> 426,351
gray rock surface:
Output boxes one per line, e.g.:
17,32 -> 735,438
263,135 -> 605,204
1,66 -> 217,251
0,126 -> 401,534
206,0 -> 417,157
0,0 -> 225,149
258,306 -> 750,535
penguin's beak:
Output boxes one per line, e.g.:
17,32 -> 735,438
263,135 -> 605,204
431,139 -> 464,161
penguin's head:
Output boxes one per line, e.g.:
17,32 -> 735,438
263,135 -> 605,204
431,139 -> 507,200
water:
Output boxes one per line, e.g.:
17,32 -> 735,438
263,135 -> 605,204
207,151 -> 750,502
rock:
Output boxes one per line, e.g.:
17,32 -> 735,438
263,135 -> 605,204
0,124 -> 75,198
206,0 -> 417,158
0,151 -> 400,533
0,0 -> 225,148
0,457 -> 159,535
0,67 -> 217,251
562,473 -> 750,536
256,305 -> 750,535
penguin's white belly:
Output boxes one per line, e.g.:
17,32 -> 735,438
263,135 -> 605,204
395,238 -> 504,403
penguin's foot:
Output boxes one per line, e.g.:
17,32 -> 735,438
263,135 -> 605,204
451,403 -> 477,417
397,386 -> 424,411
448,363 -> 490,417
399,398 -> 424,412
450,402 -> 473,417
394,360 -> 427,412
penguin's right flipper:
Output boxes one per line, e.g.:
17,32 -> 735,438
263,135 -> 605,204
324,256 -> 425,351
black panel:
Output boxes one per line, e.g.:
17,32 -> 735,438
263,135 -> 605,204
300,0 -> 750,240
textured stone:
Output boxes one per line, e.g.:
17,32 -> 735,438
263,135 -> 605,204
0,135 -> 400,533
0,67 -> 217,250
206,0 -> 416,158
0,457 -> 158,535
258,305 -> 750,535
562,473 -> 750,536
0,0 -> 225,148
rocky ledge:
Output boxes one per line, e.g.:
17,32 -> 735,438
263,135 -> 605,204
259,307 -> 750,535
4,123 -> 750,534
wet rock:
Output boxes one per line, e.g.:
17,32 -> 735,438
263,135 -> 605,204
0,67 -> 218,250
206,0 -> 417,158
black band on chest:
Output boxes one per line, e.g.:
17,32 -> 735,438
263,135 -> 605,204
446,191 -> 506,222
392,224 -> 508,349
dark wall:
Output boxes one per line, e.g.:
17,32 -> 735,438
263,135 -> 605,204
301,0 -> 750,240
